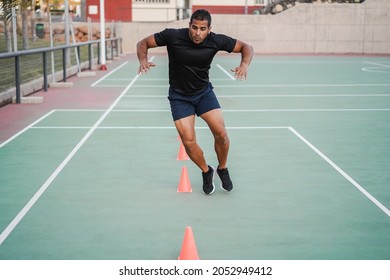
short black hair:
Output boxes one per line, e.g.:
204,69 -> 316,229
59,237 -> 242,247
190,9 -> 212,27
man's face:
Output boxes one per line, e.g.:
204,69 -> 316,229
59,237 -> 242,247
188,19 -> 211,44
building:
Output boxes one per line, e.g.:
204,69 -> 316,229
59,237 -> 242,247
31,1 -> 266,22
192,0 -> 267,15
133,0 -> 191,22
86,0 -> 132,22
84,0 -> 265,22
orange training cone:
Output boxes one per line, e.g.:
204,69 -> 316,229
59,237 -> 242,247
178,226 -> 200,260
177,142 -> 189,161
177,166 -> 192,193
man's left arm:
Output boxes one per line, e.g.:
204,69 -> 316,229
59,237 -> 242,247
231,40 -> 254,80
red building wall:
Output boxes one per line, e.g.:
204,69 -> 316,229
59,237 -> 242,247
86,0 -> 132,22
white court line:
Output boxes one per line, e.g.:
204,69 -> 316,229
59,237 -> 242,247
90,85 -> 129,88
6,122 -> 390,219
122,95 -> 166,98
31,127 -> 91,129
0,57 -> 154,246
121,94 -> 390,98
54,109 -> 106,112
136,78 -> 229,81
127,83 -> 390,88
96,126 -> 290,130
63,108 -> 390,113
0,110 -> 56,148
26,109 -> 390,115
223,109 -> 390,112
250,60 -> 374,64
288,127 -> 390,218
32,126 -> 290,130
100,78 -> 133,81
214,84 -> 390,88
91,61 -> 128,87
216,64 -> 236,80
109,109 -> 390,112
364,61 -> 390,68
22,124 -> 390,218
138,78 -> 167,81
362,67 -> 390,74
362,61 -> 390,74
217,94 -> 390,97
131,85 -> 167,88
111,109 -> 170,112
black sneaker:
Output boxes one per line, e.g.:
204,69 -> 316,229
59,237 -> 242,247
217,166 -> 233,191
202,165 -> 215,195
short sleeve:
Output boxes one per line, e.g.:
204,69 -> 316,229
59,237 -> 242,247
154,28 -> 177,47
214,34 -> 237,53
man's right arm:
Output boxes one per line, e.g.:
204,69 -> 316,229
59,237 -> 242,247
136,35 -> 158,74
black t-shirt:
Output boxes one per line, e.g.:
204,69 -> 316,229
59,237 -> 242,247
154,28 -> 237,95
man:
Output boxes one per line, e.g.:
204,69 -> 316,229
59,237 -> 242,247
137,9 -> 253,195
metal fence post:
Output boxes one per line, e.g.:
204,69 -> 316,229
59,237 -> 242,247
43,52 -> 48,92
15,56 -> 21,104
62,48 -> 67,82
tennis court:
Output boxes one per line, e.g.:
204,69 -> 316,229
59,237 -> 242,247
0,54 -> 389,260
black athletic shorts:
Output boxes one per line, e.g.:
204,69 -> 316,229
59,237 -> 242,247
168,83 -> 221,121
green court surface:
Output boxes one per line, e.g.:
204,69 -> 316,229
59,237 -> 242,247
0,55 -> 389,260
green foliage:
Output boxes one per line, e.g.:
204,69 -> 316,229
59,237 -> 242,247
0,0 -> 19,23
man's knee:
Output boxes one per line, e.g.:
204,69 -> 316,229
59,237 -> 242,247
182,138 -> 198,153
214,131 -> 229,145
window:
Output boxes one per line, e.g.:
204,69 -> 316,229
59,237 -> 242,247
133,0 -> 170,3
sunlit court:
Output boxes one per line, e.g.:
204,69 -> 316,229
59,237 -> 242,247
1,54 -> 389,260
1,1 -> 390,279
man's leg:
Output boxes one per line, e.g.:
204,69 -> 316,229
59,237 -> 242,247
174,114 -> 209,173
174,115 -> 215,194
201,109 -> 233,191
200,109 -> 230,169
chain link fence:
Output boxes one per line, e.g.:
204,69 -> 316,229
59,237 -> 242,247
0,9 -> 122,95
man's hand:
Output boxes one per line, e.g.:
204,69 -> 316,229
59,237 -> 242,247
231,39 -> 253,81
231,64 -> 248,80
138,62 -> 156,75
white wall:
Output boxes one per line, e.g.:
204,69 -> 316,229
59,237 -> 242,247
132,2 -> 178,22
122,0 -> 390,54
192,0 -> 258,5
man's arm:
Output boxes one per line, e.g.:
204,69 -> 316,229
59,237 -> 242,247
231,40 -> 254,80
136,35 -> 158,74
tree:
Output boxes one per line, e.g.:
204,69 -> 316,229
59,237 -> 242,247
18,0 -> 32,50
0,0 -> 18,52
0,0 -> 35,51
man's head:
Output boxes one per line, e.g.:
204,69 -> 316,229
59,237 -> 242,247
188,9 -> 212,45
